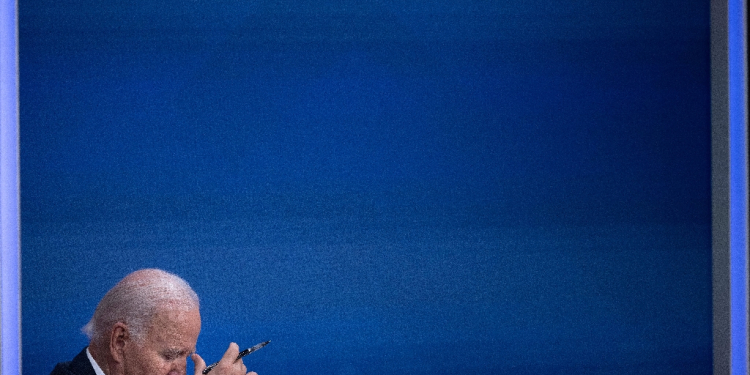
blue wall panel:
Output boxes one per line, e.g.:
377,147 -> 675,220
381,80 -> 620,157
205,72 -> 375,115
20,2 -> 713,374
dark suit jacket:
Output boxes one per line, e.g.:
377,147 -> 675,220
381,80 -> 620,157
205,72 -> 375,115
49,348 -> 97,375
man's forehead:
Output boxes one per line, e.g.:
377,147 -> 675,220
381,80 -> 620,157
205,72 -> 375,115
145,307 -> 201,348
152,306 -> 198,318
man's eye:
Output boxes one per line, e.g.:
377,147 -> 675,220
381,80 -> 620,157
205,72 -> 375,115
162,353 -> 178,361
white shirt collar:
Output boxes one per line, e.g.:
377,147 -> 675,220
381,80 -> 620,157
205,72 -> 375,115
86,347 -> 107,375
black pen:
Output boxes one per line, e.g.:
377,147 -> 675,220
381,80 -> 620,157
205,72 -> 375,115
202,340 -> 271,374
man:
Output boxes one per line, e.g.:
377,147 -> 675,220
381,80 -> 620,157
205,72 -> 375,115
49,269 -> 258,375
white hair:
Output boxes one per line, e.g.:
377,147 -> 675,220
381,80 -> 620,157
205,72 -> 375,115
82,269 -> 200,343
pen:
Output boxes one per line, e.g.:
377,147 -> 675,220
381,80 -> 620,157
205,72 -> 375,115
202,340 -> 271,374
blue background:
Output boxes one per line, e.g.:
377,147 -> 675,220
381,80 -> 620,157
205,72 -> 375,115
21,1 -> 712,374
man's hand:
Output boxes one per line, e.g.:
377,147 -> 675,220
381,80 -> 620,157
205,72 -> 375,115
191,343 -> 258,375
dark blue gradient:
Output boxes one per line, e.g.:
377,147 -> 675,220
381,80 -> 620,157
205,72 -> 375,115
21,2 -> 712,374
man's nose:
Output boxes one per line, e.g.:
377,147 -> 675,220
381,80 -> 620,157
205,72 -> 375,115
168,359 -> 187,375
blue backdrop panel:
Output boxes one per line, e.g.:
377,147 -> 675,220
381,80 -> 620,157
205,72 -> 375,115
21,1 -> 711,374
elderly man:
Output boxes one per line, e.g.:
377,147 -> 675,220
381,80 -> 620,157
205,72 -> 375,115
49,269 -> 258,375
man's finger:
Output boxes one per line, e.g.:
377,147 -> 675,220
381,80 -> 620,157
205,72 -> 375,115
221,342 -> 241,363
191,353 -> 207,375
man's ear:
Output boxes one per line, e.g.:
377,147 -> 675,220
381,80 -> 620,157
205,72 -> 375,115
109,322 -> 130,363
